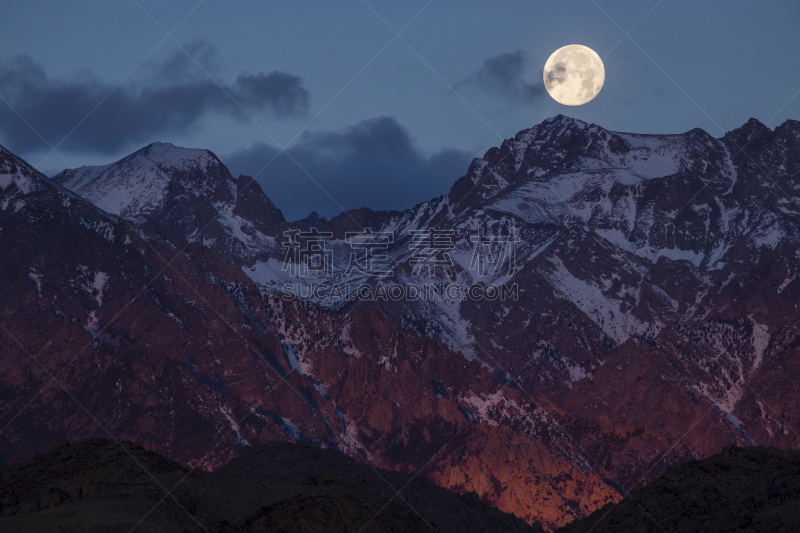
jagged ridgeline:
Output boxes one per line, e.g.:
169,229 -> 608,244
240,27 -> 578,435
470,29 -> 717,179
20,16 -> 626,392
2,115 -> 800,531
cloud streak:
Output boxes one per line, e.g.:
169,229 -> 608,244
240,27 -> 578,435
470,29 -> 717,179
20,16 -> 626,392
457,49 -> 545,105
224,116 -> 474,220
544,63 -> 566,86
0,42 -> 310,155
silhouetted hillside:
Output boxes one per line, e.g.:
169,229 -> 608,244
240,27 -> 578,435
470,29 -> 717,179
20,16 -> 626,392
557,445 -> 800,533
0,438 -> 542,532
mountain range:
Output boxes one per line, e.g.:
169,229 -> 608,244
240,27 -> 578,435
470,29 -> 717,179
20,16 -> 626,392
2,114 -> 800,530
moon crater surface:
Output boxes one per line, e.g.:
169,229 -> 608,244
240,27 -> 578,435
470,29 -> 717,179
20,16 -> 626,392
543,45 -> 604,106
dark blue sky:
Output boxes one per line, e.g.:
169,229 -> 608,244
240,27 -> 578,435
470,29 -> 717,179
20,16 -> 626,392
1,0 -> 799,219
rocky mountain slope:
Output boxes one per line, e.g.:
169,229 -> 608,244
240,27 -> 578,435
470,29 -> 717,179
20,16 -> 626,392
0,142 -> 617,530
52,142 -> 288,266
0,437 -> 542,532
3,115 -> 800,530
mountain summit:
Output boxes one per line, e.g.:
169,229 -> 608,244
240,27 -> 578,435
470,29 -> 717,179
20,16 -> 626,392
4,116 -> 800,530
52,142 -> 287,266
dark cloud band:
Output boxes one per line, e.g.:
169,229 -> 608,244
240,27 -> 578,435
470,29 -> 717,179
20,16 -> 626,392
224,116 -> 474,220
0,43 -> 309,155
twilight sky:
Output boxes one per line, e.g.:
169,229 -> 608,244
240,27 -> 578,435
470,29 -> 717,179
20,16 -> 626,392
1,0 -> 799,220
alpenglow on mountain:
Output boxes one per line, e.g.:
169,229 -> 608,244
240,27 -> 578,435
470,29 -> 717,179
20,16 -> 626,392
2,115 -> 799,530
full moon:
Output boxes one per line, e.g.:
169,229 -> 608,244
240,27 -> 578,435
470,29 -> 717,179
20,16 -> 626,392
543,45 -> 605,106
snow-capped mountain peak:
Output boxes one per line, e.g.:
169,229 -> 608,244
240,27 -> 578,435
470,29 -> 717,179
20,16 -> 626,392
6,116 -> 800,530
52,142 -> 233,218
52,142 -> 286,266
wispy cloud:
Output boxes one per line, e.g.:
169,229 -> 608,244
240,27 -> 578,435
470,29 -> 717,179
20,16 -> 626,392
456,49 -> 545,105
0,41 -> 310,155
